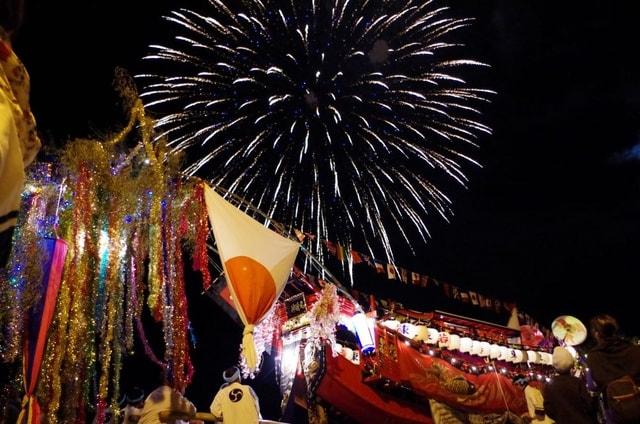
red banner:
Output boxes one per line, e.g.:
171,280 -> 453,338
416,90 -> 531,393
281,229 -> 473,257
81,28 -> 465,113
376,326 -> 527,415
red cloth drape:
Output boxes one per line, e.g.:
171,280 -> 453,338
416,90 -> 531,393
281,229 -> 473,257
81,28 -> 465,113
18,238 -> 67,424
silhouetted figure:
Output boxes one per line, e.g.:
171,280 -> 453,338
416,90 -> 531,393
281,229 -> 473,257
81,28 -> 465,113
543,347 -> 596,424
587,314 -> 640,423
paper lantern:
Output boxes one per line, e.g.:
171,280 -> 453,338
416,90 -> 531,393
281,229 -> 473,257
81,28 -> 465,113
352,313 -> 375,355
399,323 -> 417,339
383,319 -> 400,331
479,342 -> 491,357
540,352 -> 553,365
490,344 -> 501,359
459,337 -> 473,353
498,346 -> 511,362
526,350 -> 540,364
423,328 -> 438,345
414,326 -> 429,342
512,349 -> 525,363
438,331 -> 451,349
448,334 -> 461,350
471,340 -> 482,356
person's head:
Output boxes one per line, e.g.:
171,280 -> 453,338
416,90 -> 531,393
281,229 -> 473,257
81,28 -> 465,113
0,0 -> 25,37
590,314 -> 619,344
552,346 -> 575,374
117,393 -> 128,409
127,387 -> 145,408
512,374 -> 528,388
223,366 -> 241,384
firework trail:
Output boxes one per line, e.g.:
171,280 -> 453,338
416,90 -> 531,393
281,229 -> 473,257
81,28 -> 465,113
139,0 -> 493,261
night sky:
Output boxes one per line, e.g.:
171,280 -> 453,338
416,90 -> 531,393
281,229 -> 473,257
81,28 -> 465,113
11,0 -> 640,411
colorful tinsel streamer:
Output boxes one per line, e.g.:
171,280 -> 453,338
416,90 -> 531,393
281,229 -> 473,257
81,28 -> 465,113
1,73 -> 210,423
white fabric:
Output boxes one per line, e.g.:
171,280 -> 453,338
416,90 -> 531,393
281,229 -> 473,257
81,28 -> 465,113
138,386 -> 196,424
524,385 -> 555,423
204,184 -> 300,370
204,185 -> 300,324
211,381 -> 261,424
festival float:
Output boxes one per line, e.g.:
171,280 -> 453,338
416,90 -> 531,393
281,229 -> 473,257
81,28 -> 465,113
0,0 -> 578,422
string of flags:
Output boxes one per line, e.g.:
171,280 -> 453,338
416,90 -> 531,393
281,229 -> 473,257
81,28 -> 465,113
320,239 -> 546,332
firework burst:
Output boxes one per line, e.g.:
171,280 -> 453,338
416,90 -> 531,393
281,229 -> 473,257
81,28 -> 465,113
139,0 -> 493,261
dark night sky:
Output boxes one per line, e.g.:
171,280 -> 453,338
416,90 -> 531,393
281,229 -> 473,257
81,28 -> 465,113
11,0 -> 640,405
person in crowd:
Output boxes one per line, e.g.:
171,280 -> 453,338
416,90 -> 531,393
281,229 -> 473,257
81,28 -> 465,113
121,387 -> 145,424
138,375 -> 196,424
210,366 -> 261,424
512,374 -> 553,423
587,314 -> 640,423
0,0 -> 41,268
543,346 -> 596,424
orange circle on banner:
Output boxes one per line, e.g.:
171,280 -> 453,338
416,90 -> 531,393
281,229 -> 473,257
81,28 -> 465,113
225,256 -> 276,323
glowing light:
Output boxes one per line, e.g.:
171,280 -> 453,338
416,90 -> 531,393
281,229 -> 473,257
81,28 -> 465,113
140,0 -> 493,260
352,313 -> 375,354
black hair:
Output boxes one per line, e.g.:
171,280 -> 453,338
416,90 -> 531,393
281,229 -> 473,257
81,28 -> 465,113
590,314 -> 619,342
0,0 -> 25,35
223,366 -> 240,381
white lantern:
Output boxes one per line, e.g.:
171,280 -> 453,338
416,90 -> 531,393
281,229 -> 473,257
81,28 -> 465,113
479,342 -> 491,357
459,337 -> 473,353
352,313 -> 376,354
414,325 -> 429,342
436,331 -> 449,347
490,344 -> 501,359
448,334 -> 461,350
540,352 -> 553,365
425,329 -> 438,345
399,323 -> 417,339
382,319 -> 400,331
512,349 -> 525,364
526,350 -> 539,364
498,346 -> 510,362
471,340 -> 482,356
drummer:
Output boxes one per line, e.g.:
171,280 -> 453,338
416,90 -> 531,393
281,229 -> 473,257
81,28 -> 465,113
210,367 -> 262,424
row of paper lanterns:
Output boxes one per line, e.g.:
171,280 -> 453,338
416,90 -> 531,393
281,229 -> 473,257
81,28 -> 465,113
381,320 -> 553,365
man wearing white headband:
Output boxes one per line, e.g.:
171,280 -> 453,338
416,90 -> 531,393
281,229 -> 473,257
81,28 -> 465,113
210,367 -> 262,424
